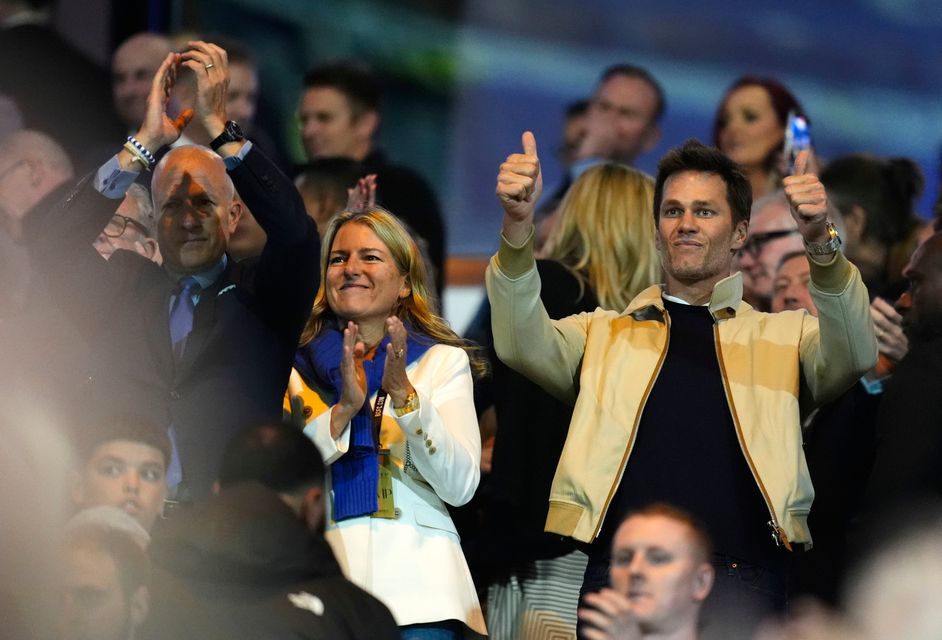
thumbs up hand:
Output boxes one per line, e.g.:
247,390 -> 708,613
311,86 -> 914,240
783,149 -> 830,244
497,132 -> 543,242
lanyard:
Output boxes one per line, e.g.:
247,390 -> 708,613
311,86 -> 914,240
372,388 -> 389,447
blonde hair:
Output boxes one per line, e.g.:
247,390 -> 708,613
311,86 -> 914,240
541,163 -> 660,310
300,209 -> 487,377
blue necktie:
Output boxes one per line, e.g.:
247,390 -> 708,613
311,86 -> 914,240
169,276 -> 201,361
166,276 -> 201,497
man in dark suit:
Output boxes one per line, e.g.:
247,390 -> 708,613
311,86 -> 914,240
24,41 -> 319,501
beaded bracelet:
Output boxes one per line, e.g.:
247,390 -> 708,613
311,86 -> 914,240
122,142 -> 151,171
125,136 -> 156,167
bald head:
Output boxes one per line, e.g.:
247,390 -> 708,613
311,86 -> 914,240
153,145 -> 234,205
152,146 -> 241,277
112,33 -> 172,129
0,130 -> 73,239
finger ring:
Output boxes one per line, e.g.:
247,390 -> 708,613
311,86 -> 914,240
204,63 -> 215,70
394,348 -> 404,359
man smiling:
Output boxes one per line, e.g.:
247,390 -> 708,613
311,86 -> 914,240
25,42 -> 318,501
488,135 -> 876,635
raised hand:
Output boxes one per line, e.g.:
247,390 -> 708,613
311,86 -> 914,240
330,321 -> 368,438
578,589 -> 642,640
346,174 -> 378,213
179,41 -> 230,140
381,316 -> 415,407
496,131 -> 542,245
783,149 -> 830,244
132,52 -> 193,154
870,296 -> 908,362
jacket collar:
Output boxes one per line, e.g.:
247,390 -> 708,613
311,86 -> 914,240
623,271 -> 750,322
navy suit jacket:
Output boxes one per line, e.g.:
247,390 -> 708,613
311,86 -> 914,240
25,145 -> 320,499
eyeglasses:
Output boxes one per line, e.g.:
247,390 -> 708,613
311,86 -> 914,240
739,229 -> 801,258
102,214 -> 151,238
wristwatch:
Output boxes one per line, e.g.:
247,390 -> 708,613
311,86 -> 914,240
804,221 -> 842,256
393,390 -> 420,417
210,120 -> 245,151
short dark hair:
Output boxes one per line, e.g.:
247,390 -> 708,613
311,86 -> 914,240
294,157 -> 369,206
622,503 -> 714,563
77,414 -> 171,468
599,64 -> 667,122
821,154 -> 923,246
217,422 -> 325,494
565,99 -> 590,119
653,139 -> 752,226
302,61 -> 381,118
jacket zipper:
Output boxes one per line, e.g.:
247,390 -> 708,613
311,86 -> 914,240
594,311 -> 671,539
713,323 -> 793,551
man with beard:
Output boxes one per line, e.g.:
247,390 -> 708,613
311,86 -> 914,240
862,232 -> 942,512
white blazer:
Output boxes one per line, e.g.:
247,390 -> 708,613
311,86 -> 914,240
305,344 -> 486,634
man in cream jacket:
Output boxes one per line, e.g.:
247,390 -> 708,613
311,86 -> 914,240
487,134 -> 876,634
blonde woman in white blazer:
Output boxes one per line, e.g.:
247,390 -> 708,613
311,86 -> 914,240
294,208 -> 487,639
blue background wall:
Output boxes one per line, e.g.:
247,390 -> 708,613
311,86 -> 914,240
203,0 -> 942,255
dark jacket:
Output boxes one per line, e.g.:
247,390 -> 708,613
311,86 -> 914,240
144,482 -> 399,640
23,145 -> 320,499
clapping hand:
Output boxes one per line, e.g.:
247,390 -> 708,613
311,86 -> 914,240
179,41 -> 231,142
330,321 -> 368,438
346,174 -> 378,213
870,296 -> 908,363
578,589 -> 642,640
382,316 -> 415,407
130,52 -> 193,156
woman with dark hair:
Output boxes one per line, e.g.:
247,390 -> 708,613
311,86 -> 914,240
712,76 -> 808,198
821,153 -> 925,294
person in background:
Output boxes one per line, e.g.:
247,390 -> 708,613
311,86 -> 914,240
732,190 -> 805,310
545,65 -> 665,208
0,0 -> 122,169
712,76 -> 807,199
141,421 -> 398,640
771,251 -> 815,314
60,508 -> 152,640
294,209 -> 487,637
111,33 -> 172,135
93,184 -> 161,263
72,415 -> 170,533
820,153 -> 925,296
298,61 -> 446,296
294,157 -> 369,236
579,504 -> 715,640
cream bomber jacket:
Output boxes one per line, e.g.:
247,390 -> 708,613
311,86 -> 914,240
486,230 -> 877,549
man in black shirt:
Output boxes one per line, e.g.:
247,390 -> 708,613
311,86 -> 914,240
488,134 -> 877,637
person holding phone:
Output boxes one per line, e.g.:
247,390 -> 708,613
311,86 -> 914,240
712,76 -> 810,199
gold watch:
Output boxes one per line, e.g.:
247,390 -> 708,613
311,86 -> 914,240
393,390 -> 420,417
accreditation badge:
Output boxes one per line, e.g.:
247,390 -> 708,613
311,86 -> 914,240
372,448 -> 399,519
